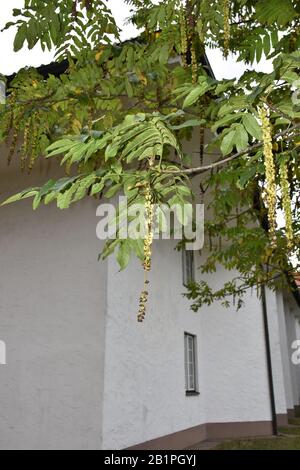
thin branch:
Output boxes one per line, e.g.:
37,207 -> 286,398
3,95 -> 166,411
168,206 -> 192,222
203,265 -> 296,302
265,100 -> 292,122
163,124 -> 300,176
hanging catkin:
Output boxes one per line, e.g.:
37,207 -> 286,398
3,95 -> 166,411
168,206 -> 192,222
259,106 -> 277,246
179,8 -> 188,67
28,112 -> 40,172
138,181 -> 154,322
222,0 -> 230,58
7,120 -> 21,166
20,119 -> 32,172
5,90 -> 17,143
191,43 -> 198,84
280,159 -> 293,250
138,155 -> 155,323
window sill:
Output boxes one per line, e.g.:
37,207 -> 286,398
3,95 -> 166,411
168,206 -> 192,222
186,390 -> 200,396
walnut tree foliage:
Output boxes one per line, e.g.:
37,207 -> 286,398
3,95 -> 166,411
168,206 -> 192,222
0,0 -> 300,316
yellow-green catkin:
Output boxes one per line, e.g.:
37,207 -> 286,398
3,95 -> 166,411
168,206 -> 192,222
179,8 -> 188,67
191,44 -> 198,84
5,91 -> 17,143
138,182 -> 154,322
138,155 -> 155,323
143,184 -> 154,272
280,159 -> 293,250
28,113 -> 40,172
7,120 -> 20,166
222,0 -> 230,58
20,119 -> 32,172
259,106 -> 277,246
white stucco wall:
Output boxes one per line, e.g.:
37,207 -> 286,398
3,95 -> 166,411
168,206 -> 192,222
263,288 -> 288,416
0,120 -> 293,450
283,294 -> 300,407
0,155 -> 107,450
102,241 -> 207,449
276,291 -> 295,411
295,317 -> 300,401
102,243 -> 275,449
201,274 -> 278,424
101,126 -> 284,449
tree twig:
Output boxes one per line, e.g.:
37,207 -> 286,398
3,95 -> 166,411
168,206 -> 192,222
163,123 -> 300,176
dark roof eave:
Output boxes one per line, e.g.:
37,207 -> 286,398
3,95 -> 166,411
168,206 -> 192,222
6,59 -> 69,85
6,52 -> 215,84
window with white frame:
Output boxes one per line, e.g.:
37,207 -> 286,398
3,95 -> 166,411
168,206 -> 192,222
184,333 -> 198,394
182,248 -> 195,285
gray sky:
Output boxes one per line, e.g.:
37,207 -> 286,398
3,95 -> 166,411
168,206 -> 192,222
0,0 -> 273,78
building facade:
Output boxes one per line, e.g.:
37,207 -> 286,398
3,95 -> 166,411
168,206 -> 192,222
0,128 -> 299,450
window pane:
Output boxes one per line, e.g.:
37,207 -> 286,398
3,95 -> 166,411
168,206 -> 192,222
184,333 -> 197,392
182,250 -> 195,285
184,336 -> 188,389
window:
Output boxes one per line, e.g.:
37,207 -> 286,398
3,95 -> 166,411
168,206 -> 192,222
184,333 -> 199,395
182,248 -> 195,285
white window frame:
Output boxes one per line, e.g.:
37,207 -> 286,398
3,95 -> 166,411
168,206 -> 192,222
184,333 -> 198,394
182,248 -> 195,285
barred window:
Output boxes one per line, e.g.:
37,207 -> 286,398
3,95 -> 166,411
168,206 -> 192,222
184,333 -> 198,394
182,249 -> 195,285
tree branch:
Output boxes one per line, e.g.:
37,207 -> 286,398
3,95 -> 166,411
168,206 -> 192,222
163,123 -> 300,176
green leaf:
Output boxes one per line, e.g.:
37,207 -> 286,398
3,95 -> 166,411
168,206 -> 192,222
182,82 -> 211,108
14,23 -> 27,52
211,114 -> 242,133
39,179 -> 56,197
91,181 -> 104,196
104,183 -> 122,199
125,77 -> 134,98
220,130 -> 236,156
159,44 -> 170,65
46,139 -> 77,157
1,189 -> 38,206
33,194 -> 42,210
44,192 -> 58,205
130,239 -> 144,261
255,38 -> 263,63
263,34 -> 271,57
170,119 -> 205,130
117,242 -> 131,270
237,166 -> 260,189
234,124 -> 249,152
176,185 -> 193,197
271,30 -> 279,47
242,114 -> 262,141
256,0 -> 297,26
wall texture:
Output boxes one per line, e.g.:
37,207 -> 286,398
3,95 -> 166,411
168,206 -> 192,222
1,131 -> 298,450
102,244 -> 275,449
283,293 -> 300,409
0,156 -> 107,450
277,291 -> 295,412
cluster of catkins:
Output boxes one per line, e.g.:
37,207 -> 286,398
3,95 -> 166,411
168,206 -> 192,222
222,0 -> 230,58
4,91 -> 40,172
179,8 -> 188,68
137,183 -> 154,323
280,159 -> 293,251
260,105 -> 293,250
5,91 -> 18,165
22,112 -> 40,173
179,2 -> 231,83
179,8 -> 198,84
260,106 -> 277,246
